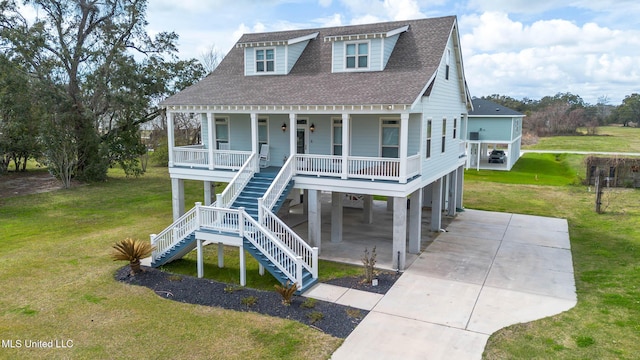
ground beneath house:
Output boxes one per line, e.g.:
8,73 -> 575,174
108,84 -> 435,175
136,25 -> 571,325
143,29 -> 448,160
115,266 -> 399,339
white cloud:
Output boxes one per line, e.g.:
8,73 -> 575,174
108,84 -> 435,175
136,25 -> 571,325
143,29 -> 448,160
318,0 -> 333,7
460,11 -> 640,103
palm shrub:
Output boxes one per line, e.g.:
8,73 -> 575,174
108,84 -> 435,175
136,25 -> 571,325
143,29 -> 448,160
111,238 -> 155,275
274,281 -> 298,306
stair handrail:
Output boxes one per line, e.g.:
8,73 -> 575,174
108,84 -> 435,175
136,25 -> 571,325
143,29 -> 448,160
150,204 -> 200,261
261,155 -> 294,210
217,153 -> 257,208
259,207 -> 318,279
240,209 -> 304,289
257,155 -> 318,279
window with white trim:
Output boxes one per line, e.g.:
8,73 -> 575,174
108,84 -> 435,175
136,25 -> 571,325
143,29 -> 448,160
346,42 -> 368,69
258,117 -> 268,149
453,118 -> 457,139
256,48 -> 275,72
426,119 -> 432,159
215,117 -> 229,149
441,118 -> 447,153
381,119 -> 399,158
332,118 -> 342,155
445,48 -> 451,80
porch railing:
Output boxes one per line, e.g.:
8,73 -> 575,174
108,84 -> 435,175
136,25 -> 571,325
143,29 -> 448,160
294,154 -> 342,177
217,153 -> 257,208
293,154 -> 422,183
171,145 -> 250,170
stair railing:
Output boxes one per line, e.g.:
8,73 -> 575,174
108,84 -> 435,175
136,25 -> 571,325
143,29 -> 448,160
258,155 -> 318,279
241,209 -> 304,289
150,204 -> 200,262
217,153 -> 257,208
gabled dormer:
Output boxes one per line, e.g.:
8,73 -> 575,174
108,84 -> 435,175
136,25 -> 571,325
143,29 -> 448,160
324,25 -> 408,73
238,32 -> 318,76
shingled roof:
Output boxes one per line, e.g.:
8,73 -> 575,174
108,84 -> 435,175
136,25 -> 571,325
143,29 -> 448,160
162,16 -> 457,107
469,99 -> 525,117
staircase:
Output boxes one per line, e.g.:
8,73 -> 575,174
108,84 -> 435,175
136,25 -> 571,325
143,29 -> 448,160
150,167 -> 317,292
231,172 -> 294,218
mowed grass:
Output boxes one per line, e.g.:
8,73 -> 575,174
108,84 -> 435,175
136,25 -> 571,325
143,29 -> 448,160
524,125 -> 640,152
465,153 -> 580,186
0,167 -> 341,359
467,153 -> 640,359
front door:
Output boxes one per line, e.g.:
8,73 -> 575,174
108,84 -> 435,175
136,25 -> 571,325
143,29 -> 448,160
297,119 -> 308,154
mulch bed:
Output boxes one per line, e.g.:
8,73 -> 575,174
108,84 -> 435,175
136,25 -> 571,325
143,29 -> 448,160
116,266 -> 399,338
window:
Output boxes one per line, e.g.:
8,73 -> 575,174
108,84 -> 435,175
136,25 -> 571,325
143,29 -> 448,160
453,118 -> 457,139
258,117 -> 268,149
215,117 -> 229,149
346,42 -> 368,69
332,118 -> 342,155
256,48 -> 275,72
426,119 -> 432,159
445,49 -> 450,80
441,118 -> 447,153
381,119 -> 399,158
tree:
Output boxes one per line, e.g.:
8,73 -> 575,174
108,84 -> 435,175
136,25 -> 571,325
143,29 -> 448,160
200,43 -> 223,74
0,0 -> 204,181
616,93 -> 640,127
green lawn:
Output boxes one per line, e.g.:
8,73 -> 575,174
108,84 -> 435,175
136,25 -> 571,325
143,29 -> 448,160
469,153 -> 640,359
524,125 -> 640,153
0,167 -> 341,359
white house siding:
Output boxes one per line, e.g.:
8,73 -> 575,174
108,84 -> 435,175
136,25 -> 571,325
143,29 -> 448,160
369,39 -> 383,71
229,114 -> 252,151
350,115 -> 381,156
201,115 -> 209,149
408,113 -> 421,155
382,34 -> 400,69
286,40 -> 309,73
419,33 -> 468,181
306,115 -> 332,154
467,118 -> 513,141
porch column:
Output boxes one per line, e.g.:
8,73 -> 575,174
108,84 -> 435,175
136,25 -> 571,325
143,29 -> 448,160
207,113 -> 215,170
409,189 -> 422,254
167,111 -> 175,167
197,239 -> 204,278
447,169 -> 457,217
171,178 -> 185,221
430,178 -> 443,232
289,113 -> 296,158
399,113 -> 409,183
331,192 -> 343,243
308,189 -> 321,251
363,195 -> 373,224
477,143 -> 481,171
392,196 -> 407,270
251,113 -> 258,171
341,113 -> 349,179
456,164 -> 464,210
204,181 -> 215,206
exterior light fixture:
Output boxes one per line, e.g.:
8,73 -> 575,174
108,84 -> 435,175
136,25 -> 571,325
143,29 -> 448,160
310,123 -> 315,133
281,122 -> 287,132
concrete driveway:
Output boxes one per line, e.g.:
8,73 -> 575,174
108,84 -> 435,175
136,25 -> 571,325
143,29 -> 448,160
331,209 -> 577,360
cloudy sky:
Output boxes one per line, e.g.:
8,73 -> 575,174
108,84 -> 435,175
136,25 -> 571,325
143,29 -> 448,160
146,0 -> 639,105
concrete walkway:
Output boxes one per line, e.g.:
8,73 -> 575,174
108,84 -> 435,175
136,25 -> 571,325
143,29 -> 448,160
325,209 -> 577,360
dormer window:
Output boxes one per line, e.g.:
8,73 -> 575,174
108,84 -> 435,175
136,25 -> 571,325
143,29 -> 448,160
256,48 -> 275,72
346,42 -> 368,69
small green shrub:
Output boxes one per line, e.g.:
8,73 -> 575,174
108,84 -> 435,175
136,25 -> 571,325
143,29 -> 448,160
241,296 -> 258,307
224,285 -> 242,294
274,281 -> 298,306
307,311 -> 324,324
301,298 -> 317,309
345,308 -> 362,319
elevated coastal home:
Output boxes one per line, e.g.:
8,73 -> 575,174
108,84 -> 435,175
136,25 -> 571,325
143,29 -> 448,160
466,98 -> 524,171
153,16 -> 472,293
